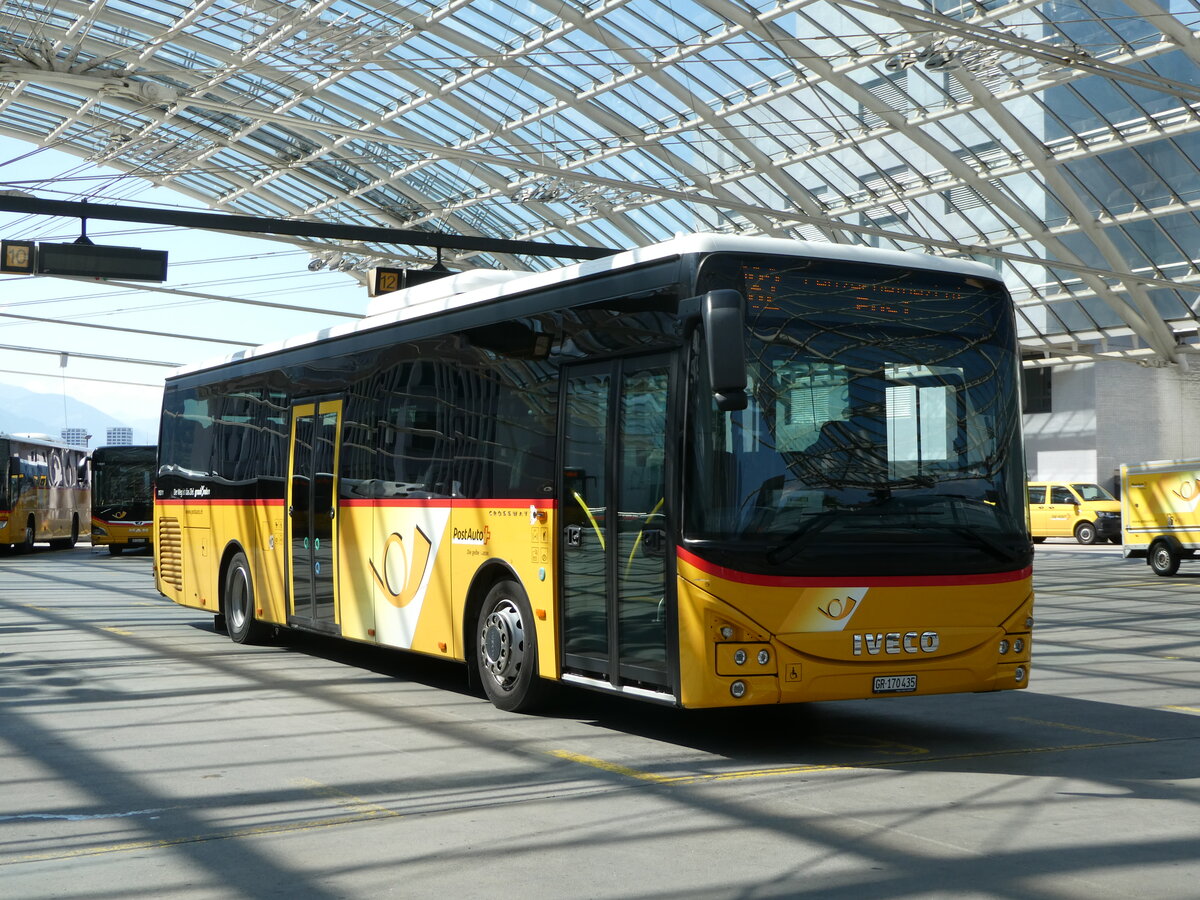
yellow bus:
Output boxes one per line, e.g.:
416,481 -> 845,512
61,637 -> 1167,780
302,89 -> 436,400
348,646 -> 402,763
153,234 -> 1034,712
91,445 -> 156,555
1,432 -> 89,552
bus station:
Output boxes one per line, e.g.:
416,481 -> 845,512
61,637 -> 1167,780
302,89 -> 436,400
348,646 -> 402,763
1,2 -> 1200,897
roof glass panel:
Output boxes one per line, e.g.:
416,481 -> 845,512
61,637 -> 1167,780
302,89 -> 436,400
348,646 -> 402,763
1,0 -> 1199,362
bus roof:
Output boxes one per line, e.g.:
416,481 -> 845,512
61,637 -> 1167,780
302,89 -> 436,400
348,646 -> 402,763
0,433 -> 90,452
173,232 -> 1003,379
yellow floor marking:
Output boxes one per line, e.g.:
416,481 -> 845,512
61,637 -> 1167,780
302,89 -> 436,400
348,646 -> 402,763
549,750 -> 678,783
550,733 -> 1162,786
551,749 -> 860,785
294,777 -> 399,818
1009,716 -> 1154,741
101,626 -> 134,636
1164,705 -> 1200,714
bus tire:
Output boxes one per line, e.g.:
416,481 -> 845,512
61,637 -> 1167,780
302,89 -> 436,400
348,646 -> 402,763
475,579 -> 549,713
225,551 -> 268,644
1149,541 -> 1180,577
1074,521 -> 1097,544
108,544 -> 123,556
51,516 -> 79,550
16,517 -> 35,554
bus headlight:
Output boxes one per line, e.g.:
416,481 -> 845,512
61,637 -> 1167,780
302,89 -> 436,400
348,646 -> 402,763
730,680 -> 747,699
733,649 -> 747,665
999,639 -> 1009,655
1014,666 -> 1026,683
1014,638 -> 1025,653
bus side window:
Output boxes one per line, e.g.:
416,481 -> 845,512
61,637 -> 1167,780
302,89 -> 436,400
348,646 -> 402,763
163,391 -> 216,478
372,359 -> 453,498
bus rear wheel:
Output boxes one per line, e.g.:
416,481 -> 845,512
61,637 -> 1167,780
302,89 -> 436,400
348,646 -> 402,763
224,551 -> 268,644
1149,541 -> 1180,577
50,516 -> 79,550
16,518 -> 35,554
475,580 -> 549,713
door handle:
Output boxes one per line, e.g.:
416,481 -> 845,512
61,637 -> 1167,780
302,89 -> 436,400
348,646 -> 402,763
565,524 -> 583,548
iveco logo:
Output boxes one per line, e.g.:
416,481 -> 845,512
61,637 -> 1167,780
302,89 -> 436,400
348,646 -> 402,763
852,631 -> 940,656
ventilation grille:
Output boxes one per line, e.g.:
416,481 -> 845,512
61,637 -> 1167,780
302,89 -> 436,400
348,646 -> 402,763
157,517 -> 183,591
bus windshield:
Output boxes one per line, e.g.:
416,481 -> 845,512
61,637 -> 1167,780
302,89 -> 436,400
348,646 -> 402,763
685,254 -> 1030,577
93,448 -> 155,506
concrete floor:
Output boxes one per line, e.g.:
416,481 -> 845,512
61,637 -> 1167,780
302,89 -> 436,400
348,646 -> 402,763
0,541 -> 1197,899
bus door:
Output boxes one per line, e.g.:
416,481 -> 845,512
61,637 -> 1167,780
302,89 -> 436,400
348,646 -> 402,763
287,398 -> 343,633
560,354 -> 673,694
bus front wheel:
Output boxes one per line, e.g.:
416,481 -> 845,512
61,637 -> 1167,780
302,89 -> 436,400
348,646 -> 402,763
1149,541 -> 1180,577
475,580 -> 549,713
224,551 -> 268,644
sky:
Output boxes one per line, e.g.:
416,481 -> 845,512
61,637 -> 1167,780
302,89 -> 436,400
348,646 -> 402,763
0,137 -> 372,444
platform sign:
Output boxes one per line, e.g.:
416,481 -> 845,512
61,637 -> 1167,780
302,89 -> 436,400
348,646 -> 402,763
36,243 -> 168,281
368,265 -> 451,297
1,240 -> 35,274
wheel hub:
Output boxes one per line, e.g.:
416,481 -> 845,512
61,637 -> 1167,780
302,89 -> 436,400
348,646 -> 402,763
481,601 -> 524,681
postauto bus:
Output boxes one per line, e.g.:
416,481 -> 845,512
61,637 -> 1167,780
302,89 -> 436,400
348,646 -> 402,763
153,234 -> 1033,712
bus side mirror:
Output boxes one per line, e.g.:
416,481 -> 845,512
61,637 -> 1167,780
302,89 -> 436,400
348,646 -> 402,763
681,289 -> 748,412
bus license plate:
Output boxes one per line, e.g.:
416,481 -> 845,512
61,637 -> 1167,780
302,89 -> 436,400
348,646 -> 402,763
873,674 -> 917,694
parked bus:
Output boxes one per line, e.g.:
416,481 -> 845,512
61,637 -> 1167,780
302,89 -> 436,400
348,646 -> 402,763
154,234 -> 1033,712
91,444 -> 156,555
1,432 -> 89,552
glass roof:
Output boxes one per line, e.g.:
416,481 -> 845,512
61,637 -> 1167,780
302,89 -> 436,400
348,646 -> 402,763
2,0 -> 1199,368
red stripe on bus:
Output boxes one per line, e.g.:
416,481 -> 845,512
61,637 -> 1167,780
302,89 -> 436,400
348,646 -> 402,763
156,497 -> 555,509
676,547 -> 1031,588
155,498 -> 285,507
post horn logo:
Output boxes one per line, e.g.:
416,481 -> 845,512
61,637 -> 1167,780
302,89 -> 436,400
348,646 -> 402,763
817,595 -> 860,621
1173,478 -> 1200,502
369,527 -> 433,608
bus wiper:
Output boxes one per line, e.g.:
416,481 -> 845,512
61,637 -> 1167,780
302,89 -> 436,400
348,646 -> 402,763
948,527 -> 1021,564
765,511 -> 839,566
764,496 -> 898,566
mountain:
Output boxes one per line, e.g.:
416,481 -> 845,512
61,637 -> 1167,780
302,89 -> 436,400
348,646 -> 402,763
0,384 -> 159,446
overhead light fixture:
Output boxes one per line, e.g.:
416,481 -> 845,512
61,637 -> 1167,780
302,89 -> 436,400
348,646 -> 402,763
307,257 -> 326,271
925,50 -> 960,71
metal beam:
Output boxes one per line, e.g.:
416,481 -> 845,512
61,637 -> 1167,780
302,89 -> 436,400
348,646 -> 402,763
0,196 -> 619,261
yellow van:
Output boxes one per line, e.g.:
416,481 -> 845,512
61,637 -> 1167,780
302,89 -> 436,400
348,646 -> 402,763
1027,481 -> 1121,544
